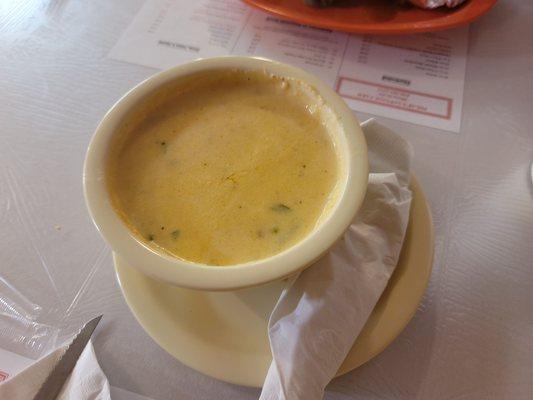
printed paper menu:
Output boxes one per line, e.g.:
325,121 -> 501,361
337,31 -> 467,132
109,0 -> 468,132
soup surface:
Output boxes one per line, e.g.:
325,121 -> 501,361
107,69 -> 340,265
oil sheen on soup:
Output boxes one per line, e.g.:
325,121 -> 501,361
107,70 -> 340,266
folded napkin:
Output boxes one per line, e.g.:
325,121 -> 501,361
260,119 -> 413,400
0,340 -> 110,400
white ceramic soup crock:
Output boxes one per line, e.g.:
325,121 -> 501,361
83,56 -> 368,291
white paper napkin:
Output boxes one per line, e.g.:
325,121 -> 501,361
408,0 -> 466,9
0,340 -> 110,400
260,119 -> 414,400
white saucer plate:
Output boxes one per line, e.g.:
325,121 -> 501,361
115,175 -> 434,387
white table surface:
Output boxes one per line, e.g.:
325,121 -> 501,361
1,1 -> 532,399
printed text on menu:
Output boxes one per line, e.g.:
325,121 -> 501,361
110,0 -> 468,132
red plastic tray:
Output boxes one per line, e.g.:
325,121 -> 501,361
243,0 -> 497,34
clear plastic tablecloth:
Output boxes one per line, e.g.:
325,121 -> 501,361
1,1 -> 532,399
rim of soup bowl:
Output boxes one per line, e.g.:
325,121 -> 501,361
83,56 -> 368,291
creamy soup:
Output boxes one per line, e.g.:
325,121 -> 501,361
107,69 -> 341,266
